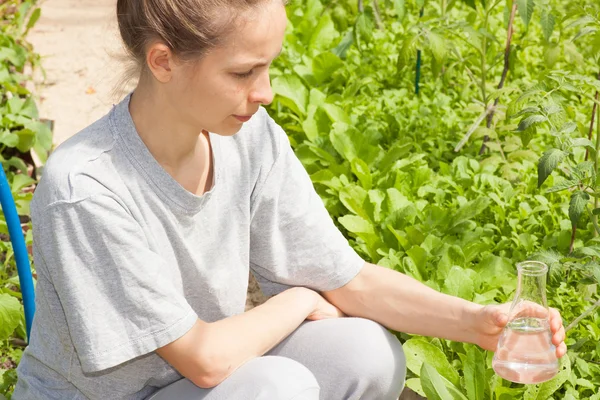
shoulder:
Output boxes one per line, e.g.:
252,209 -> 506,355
33,112 -> 122,210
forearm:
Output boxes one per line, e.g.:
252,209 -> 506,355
199,286 -> 316,384
325,263 -> 483,344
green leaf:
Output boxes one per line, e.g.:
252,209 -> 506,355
428,31 -> 447,62
330,122 -> 357,161
354,13 -> 374,47
26,7 -> 42,33
523,356 -> 571,400
394,0 -> 406,20
19,97 -> 38,119
546,178 -> 578,193
0,130 -> 19,148
15,128 -> 36,152
537,149 -> 567,187
540,10 -> 555,42
0,293 -> 22,341
449,197 -> 490,228
518,114 -> 546,131
404,339 -> 461,387
312,52 -> 344,84
397,33 -> 419,69
26,120 -> 53,151
351,158 -> 372,190
443,266 -> 474,301
309,14 -> 339,51
569,191 -> 590,227
517,0 -> 535,28
407,246 -> 428,278
421,363 -> 468,400
406,378 -> 425,397
322,104 -> 351,124
272,75 -> 307,115
11,174 -> 35,193
378,142 -> 412,174
339,184 -> 369,219
464,345 -> 486,400
338,215 -> 374,234
570,138 -> 595,150
461,0 -> 477,9
332,30 -> 354,59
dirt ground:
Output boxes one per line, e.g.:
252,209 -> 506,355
26,1 -> 420,398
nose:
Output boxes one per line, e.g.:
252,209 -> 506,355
249,69 -> 274,105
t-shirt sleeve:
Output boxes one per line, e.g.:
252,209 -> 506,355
249,119 -> 365,297
33,194 -> 198,373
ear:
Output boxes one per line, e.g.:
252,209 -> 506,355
146,42 -> 175,83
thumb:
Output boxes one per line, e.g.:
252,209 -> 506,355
493,309 -> 509,327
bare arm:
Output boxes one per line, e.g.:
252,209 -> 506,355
157,286 -> 318,389
323,262 -> 483,344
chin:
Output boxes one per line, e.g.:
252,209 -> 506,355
208,121 -> 246,137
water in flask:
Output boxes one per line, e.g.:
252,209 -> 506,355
492,316 -> 558,384
492,261 -> 559,384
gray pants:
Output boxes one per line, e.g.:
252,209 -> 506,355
147,317 -> 406,400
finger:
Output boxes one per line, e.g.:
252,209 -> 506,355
550,316 -> 561,333
494,309 -> 509,327
556,342 -> 567,358
549,308 -> 563,325
552,326 -> 566,347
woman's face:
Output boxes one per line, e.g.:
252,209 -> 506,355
166,0 -> 287,136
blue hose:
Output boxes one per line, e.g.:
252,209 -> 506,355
0,166 -> 35,342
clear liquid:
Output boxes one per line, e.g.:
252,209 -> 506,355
492,317 -> 559,384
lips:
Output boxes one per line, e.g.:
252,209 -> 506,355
233,115 -> 253,122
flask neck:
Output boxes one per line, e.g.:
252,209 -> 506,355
515,270 -> 548,308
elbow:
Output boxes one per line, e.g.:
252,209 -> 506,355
190,373 -> 222,389
189,348 -> 233,389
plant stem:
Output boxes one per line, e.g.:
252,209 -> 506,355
586,204 -> 600,236
584,89 -> 599,163
358,0 -> 364,13
569,225 -> 576,254
480,13 -> 488,104
566,297 -> 600,332
595,87 -> 600,236
479,0 -> 517,155
372,0 -> 383,29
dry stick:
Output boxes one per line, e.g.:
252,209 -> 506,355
9,338 -> 27,348
454,104 -> 496,152
479,1 -> 518,155
566,297 -> 600,332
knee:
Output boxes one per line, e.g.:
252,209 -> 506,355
340,318 -> 407,399
248,356 -> 320,399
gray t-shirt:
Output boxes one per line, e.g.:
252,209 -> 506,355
13,94 -> 364,399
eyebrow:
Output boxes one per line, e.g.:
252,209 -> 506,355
238,47 -> 283,69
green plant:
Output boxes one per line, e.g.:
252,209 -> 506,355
0,1 -> 48,398
267,0 -> 600,398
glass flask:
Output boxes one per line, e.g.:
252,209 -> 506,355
492,261 -> 559,384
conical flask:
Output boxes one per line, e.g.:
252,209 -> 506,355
492,261 -> 559,384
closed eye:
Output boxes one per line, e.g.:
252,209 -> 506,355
234,70 -> 254,79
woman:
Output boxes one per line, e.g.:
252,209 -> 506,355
14,0 -> 567,399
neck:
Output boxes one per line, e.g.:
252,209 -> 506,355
128,83 -> 203,169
